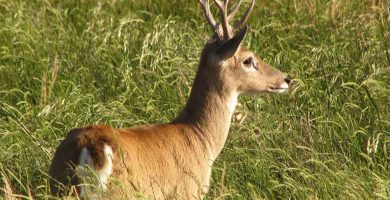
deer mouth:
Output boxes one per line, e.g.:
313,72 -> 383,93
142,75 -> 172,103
268,83 -> 289,93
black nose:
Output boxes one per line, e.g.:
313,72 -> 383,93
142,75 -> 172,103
284,77 -> 292,85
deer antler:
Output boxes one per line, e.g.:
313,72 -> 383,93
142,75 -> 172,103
198,0 -> 218,31
198,0 -> 256,40
213,0 -> 230,39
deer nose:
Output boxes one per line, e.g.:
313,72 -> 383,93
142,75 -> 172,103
284,77 -> 291,85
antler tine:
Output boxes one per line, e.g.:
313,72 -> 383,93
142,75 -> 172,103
214,0 -> 230,39
234,0 -> 255,29
227,0 -> 242,21
198,0 -> 218,31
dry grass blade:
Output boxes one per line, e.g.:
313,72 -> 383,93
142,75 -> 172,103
40,72 -> 48,106
2,173 -> 17,200
48,54 -> 60,99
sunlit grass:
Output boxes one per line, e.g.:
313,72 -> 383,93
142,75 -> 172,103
0,0 -> 389,199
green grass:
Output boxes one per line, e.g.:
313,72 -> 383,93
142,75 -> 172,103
1,0 -> 389,199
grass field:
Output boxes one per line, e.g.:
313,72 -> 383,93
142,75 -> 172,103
0,0 -> 389,199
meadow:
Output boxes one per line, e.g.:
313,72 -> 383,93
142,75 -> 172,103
0,0 -> 389,199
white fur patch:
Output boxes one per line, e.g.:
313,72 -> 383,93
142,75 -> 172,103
268,88 -> 287,93
268,82 -> 289,93
280,82 -> 289,89
78,145 -> 113,197
228,93 -> 238,114
97,145 -> 113,189
203,154 -> 215,193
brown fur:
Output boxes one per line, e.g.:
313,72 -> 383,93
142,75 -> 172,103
49,124 -> 212,199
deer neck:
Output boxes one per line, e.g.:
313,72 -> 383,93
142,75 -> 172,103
173,63 -> 238,158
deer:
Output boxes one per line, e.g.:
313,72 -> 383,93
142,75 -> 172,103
48,0 -> 291,199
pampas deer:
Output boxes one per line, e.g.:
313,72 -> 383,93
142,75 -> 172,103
49,0 -> 291,199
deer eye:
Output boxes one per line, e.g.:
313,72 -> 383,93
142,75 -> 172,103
243,57 -> 253,66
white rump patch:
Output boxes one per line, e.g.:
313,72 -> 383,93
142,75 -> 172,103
78,144 -> 114,197
98,145 -> 113,189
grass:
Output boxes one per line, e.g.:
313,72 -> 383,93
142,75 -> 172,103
0,0 -> 389,199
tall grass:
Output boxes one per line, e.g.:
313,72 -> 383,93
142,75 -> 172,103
0,0 -> 389,199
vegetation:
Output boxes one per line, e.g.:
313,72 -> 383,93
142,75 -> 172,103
0,0 -> 389,199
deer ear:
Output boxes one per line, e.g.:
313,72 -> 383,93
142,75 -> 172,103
216,25 -> 248,60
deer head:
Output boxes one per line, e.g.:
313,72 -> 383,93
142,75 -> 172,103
198,0 -> 291,95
